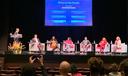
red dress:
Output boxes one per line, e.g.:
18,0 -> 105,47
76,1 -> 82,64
97,40 -> 107,52
64,40 -> 74,48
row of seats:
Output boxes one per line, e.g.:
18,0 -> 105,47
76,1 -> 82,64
0,66 -> 90,76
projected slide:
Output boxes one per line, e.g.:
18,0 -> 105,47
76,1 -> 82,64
45,0 -> 92,26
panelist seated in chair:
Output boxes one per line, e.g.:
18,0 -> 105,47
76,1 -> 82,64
114,36 -> 122,50
63,37 -> 75,51
111,36 -> 127,53
47,36 -> 60,51
29,34 -> 42,52
80,37 -> 92,52
96,37 -> 110,53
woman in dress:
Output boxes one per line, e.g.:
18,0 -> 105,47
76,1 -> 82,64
97,37 -> 108,52
50,36 -> 58,51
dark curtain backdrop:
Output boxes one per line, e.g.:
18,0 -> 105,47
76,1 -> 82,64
127,0 -> 128,41
0,0 -> 127,51
0,0 -> 9,52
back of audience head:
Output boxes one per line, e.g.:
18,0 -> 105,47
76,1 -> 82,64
110,63 -> 119,72
88,57 -> 103,68
70,64 -> 78,74
70,64 -> 83,76
119,58 -> 128,76
59,61 -> 71,76
21,63 -> 36,76
88,57 -> 104,76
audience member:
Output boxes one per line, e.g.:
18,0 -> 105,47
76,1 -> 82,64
119,58 -> 128,76
21,55 -> 47,76
109,63 -> 122,76
88,57 -> 105,76
70,64 -> 82,76
56,61 -> 71,76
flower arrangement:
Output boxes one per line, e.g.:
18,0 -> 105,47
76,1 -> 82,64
8,41 -> 25,54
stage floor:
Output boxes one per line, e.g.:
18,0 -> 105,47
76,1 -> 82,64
4,53 -> 128,63
0,51 -> 127,69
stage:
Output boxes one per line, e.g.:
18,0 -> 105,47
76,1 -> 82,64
2,51 -> 128,69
